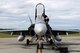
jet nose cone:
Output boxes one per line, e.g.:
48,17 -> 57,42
37,27 -> 45,35
34,23 -> 47,36
37,28 -> 43,33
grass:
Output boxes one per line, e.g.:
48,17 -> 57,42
0,33 -> 30,38
0,33 -> 80,38
61,33 -> 80,37
0,33 -> 17,38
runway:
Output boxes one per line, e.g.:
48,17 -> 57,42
0,37 -> 80,53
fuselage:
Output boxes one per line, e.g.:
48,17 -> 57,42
34,3 -> 47,36
34,15 -> 47,36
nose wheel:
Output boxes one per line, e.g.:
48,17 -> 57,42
37,44 -> 43,53
37,44 -> 43,49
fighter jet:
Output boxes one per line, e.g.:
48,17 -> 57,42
0,3 -> 80,52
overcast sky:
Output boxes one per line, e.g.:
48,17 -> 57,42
0,0 -> 80,30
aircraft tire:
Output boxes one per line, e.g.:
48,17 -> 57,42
49,39 -> 53,45
26,39 -> 30,45
37,44 -> 43,49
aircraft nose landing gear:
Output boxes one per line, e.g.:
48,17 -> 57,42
37,44 -> 43,53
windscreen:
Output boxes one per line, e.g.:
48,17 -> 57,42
37,4 -> 44,16
35,3 -> 45,23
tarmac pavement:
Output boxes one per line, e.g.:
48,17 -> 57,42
0,37 -> 80,53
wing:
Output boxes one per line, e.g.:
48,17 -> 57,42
0,29 -> 29,35
51,29 -> 80,35
0,24 -> 35,35
52,29 -> 80,32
